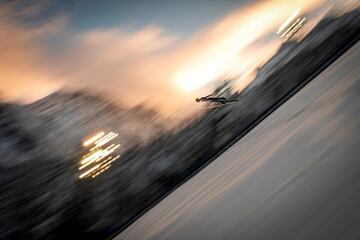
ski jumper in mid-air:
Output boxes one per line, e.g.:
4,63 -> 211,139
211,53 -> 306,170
195,94 -> 238,105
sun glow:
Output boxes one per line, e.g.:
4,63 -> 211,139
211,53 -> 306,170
174,65 -> 223,93
172,0 -> 324,93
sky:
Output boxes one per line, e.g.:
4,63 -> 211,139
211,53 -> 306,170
0,0 -> 356,115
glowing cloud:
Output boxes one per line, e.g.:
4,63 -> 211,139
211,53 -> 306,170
0,0 -> 327,115
172,0 -> 325,93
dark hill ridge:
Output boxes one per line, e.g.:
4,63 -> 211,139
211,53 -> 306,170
0,103 -> 66,167
253,40 -> 298,86
28,89 -> 166,157
0,90 -> 168,239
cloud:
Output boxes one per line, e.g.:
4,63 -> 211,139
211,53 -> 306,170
0,4 -> 66,103
0,0 -> 328,115
8,0 -> 56,18
169,0 -> 326,91
51,26 -> 180,107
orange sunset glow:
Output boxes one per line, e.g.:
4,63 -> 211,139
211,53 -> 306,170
0,0 -> 334,114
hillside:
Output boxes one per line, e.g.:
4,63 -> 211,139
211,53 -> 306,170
28,89 -> 166,157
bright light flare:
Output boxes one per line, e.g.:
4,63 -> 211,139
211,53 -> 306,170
79,164 -> 100,179
280,18 -> 301,38
277,7 -> 302,34
79,131 -> 121,179
95,132 -> 118,148
80,149 -> 104,164
83,131 -> 105,147
284,18 -> 306,40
